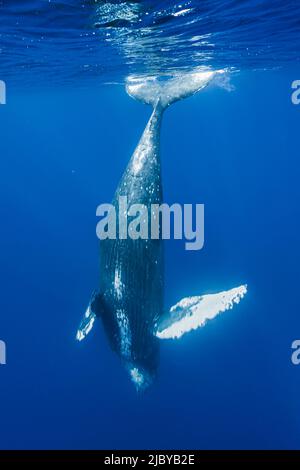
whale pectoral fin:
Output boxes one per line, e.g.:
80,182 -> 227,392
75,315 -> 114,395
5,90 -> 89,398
156,285 -> 247,340
76,290 -> 102,342
126,70 -> 220,109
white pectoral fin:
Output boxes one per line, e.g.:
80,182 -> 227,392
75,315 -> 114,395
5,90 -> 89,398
156,285 -> 247,340
76,305 -> 96,342
76,290 -> 101,342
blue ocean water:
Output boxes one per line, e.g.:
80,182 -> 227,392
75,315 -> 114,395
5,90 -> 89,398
0,0 -> 300,450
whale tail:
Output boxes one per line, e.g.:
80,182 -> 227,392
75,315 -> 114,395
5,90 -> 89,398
126,70 -> 222,109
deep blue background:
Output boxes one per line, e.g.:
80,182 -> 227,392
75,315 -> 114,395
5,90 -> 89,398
0,68 -> 300,449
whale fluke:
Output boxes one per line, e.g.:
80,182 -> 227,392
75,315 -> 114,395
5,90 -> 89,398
77,67 -> 246,389
156,285 -> 247,340
126,70 -> 220,109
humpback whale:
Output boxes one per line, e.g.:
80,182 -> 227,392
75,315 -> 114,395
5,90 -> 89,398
76,71 -> 247,390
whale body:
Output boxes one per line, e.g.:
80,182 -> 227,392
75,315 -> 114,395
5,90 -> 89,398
76,71 -> 247,390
